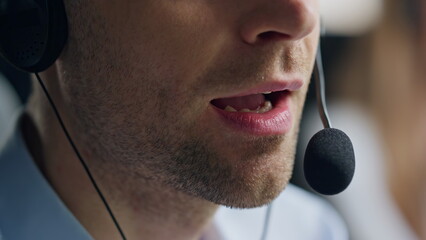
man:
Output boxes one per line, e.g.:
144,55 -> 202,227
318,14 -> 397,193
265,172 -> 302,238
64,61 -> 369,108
0,0 -> 347,239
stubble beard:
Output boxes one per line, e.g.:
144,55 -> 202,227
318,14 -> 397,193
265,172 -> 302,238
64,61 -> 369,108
163,132 -> 299,208
59,0 -> 306,209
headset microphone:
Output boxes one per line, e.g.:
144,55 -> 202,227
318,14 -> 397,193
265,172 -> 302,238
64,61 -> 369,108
303,45 -> 356,195
261,32 -> 356,240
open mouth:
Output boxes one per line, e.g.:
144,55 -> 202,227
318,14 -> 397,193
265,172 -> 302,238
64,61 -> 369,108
208,81 -> 299,135
209,89 -> 293,135
210,90 -> 289,114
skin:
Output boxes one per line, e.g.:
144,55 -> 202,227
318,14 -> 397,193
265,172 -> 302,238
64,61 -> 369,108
25,0 -> 319,239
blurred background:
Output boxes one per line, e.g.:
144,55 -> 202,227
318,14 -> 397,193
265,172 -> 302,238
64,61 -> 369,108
0,0 -> 425,239
293,0 -> 426,239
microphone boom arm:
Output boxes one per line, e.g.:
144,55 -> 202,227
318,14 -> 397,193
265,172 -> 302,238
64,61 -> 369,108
314,45 -> 332,129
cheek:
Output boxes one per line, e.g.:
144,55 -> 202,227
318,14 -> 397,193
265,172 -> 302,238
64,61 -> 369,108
303,24 -> 320,62
113,1 -> 229,92
97,4 -> 231,127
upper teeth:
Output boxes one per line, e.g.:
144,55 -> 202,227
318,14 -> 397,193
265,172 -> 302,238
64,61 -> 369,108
262,92 -> 272,94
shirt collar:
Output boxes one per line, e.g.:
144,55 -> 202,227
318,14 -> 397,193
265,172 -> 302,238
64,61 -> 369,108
0,116 -> 93,240
0,116 -> 224,240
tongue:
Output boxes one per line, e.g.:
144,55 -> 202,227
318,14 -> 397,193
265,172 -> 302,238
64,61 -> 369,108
211,94 -> 266,111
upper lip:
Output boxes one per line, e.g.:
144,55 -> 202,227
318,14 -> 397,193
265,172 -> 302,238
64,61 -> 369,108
212,79 -> 304,99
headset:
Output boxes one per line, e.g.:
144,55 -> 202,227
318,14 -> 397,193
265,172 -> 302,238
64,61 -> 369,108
0,0 -> 67,72
0,1 -> 355,239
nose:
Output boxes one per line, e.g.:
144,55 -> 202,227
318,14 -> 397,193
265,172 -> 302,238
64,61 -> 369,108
240,0 -> 318,44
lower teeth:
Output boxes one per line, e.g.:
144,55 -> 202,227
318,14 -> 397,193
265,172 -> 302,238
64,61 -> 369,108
224,100 -> 273,113
257,101 -> 272,113
224,105 -> 237,112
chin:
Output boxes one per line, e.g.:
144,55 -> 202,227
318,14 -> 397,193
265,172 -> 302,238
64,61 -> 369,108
209,138 -> 296,208
167,139 -> 295,209
154,115 -> 299,209
210,160 -> 293,209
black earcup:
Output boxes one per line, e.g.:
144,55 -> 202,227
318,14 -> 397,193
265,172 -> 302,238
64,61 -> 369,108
0,0 -> 67,73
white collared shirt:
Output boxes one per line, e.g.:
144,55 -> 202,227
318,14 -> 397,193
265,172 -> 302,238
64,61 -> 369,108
0,117 -> 93,240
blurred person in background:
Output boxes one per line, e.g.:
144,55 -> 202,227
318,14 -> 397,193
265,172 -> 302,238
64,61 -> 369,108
366,0 -> 426,237
296,0 -> 425,239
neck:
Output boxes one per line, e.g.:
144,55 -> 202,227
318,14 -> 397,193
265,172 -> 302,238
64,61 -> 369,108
23,71 -> 219,240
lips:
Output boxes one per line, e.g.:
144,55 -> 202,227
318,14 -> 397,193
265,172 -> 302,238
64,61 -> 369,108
209,81 -> 301,136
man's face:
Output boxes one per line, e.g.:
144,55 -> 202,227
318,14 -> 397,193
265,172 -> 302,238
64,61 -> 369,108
59,0 -> 319,208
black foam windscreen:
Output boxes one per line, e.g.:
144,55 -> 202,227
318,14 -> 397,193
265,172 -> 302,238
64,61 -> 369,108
304,128 -> 355,195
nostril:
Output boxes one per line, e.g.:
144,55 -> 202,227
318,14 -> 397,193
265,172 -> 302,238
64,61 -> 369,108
258,31 -> 291,42
240,1 -> 318,45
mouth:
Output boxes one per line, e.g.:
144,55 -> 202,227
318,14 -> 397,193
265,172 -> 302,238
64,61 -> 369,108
209,82 -> 298,136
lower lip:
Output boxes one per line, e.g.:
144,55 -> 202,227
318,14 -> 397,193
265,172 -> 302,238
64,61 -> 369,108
210,92 -> 293,136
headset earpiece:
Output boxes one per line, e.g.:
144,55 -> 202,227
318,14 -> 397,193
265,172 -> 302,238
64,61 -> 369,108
0,0 -> 68,73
